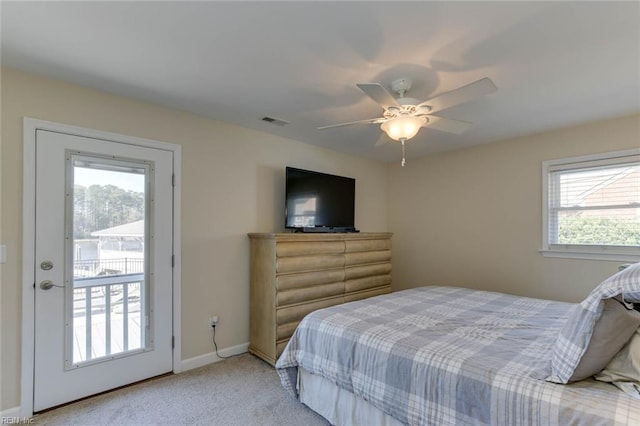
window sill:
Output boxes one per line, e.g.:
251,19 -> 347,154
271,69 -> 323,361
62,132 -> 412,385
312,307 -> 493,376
540,249 -> 640,262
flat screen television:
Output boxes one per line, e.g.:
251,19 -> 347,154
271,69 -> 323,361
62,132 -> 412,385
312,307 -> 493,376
285,167 -> 356,232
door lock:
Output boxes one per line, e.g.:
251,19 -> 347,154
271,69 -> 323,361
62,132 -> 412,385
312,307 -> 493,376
39,280 -> 55,290
40,260 -> 54,270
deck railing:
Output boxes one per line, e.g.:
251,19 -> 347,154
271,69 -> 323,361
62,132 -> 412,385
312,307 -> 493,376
73,273 -> 144,363
74,257 -> 144,277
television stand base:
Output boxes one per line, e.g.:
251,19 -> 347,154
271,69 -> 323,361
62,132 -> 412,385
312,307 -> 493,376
297,227 -> 359,233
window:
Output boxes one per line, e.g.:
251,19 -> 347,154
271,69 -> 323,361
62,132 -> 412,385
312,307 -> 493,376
542,149 -> 640,261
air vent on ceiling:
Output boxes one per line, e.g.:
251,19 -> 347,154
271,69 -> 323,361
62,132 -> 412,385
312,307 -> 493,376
261,116 -> 289,126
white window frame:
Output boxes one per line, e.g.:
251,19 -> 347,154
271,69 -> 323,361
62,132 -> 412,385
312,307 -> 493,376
541,148 -> 640,262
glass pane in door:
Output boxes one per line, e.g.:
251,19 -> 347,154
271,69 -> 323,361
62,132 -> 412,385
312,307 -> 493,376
69,154 -> 149,366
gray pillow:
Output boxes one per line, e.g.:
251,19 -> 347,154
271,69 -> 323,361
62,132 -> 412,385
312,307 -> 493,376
569,298 -> 640,382
548,262 -> 640,384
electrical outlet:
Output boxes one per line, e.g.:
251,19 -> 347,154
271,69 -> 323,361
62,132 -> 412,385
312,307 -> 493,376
209,315 -> 219,327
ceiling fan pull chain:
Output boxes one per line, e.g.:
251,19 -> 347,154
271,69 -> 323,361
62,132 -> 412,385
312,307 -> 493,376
401,138 -> 406,167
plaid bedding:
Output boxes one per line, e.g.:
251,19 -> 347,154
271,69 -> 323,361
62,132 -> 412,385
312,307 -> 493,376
276,286 -> 640,426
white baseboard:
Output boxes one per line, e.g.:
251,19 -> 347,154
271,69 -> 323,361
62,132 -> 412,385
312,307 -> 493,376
179,341 -> 249,372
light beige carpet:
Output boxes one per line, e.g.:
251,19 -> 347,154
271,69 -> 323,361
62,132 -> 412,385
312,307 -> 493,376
34,353 -> 329,425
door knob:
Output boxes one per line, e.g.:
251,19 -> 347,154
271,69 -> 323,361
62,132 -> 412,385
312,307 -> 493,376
40,280 -> 54,290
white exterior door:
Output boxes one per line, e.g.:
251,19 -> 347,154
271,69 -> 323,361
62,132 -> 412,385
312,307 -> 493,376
33,129 -> 174,411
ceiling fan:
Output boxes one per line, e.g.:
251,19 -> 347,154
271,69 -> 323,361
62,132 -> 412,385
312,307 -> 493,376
318,77 -> 497,166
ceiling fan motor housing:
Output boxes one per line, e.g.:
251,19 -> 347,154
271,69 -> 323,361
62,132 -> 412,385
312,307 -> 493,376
391,78 -> 413,96
388,78 -> 431,115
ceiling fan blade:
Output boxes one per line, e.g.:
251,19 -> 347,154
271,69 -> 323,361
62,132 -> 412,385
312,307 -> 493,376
317,117 -> 385,130
418,78 -> 497,114
423,116 -> 473,134
356,83 -> 401,110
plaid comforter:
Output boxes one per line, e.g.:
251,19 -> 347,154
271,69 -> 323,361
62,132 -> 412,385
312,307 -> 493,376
276,286 -> 640,425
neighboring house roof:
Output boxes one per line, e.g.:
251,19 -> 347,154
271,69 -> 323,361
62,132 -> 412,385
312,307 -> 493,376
584,168 -> 639,203
91,220 -> 144,237
564,167 -> 638,206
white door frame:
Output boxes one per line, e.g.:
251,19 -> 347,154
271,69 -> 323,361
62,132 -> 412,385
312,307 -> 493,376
21,117 -> 182,417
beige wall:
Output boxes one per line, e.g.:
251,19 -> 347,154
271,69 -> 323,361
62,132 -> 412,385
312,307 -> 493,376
0,68 -> 389,410
389,113 -> 640,302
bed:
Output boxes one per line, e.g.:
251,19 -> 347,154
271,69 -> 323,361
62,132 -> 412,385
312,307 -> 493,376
276,265 -> 640,425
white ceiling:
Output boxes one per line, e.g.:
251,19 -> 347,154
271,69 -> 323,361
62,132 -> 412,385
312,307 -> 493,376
2,1 -> 639,163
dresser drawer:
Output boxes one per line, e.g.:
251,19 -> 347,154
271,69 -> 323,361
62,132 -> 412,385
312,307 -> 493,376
277,254 -> 344,273
345,286 -> 391,303
276,269 -> 345,291
276,321 -> 299,341
345,250 -> 391,266
345,262 -> 391,280
345,239 -> 391,253
277,281 -> 344,306
276,339 -> 289,358
276,295 -> 344,324
345,274 -> 391,293
276,241 -> 344,257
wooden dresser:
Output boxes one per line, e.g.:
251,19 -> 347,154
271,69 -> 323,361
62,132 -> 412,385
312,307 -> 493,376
248,232 -> 392,365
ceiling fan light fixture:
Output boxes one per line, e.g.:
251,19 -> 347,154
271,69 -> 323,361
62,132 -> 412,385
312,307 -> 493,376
380,115 -> 426,141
